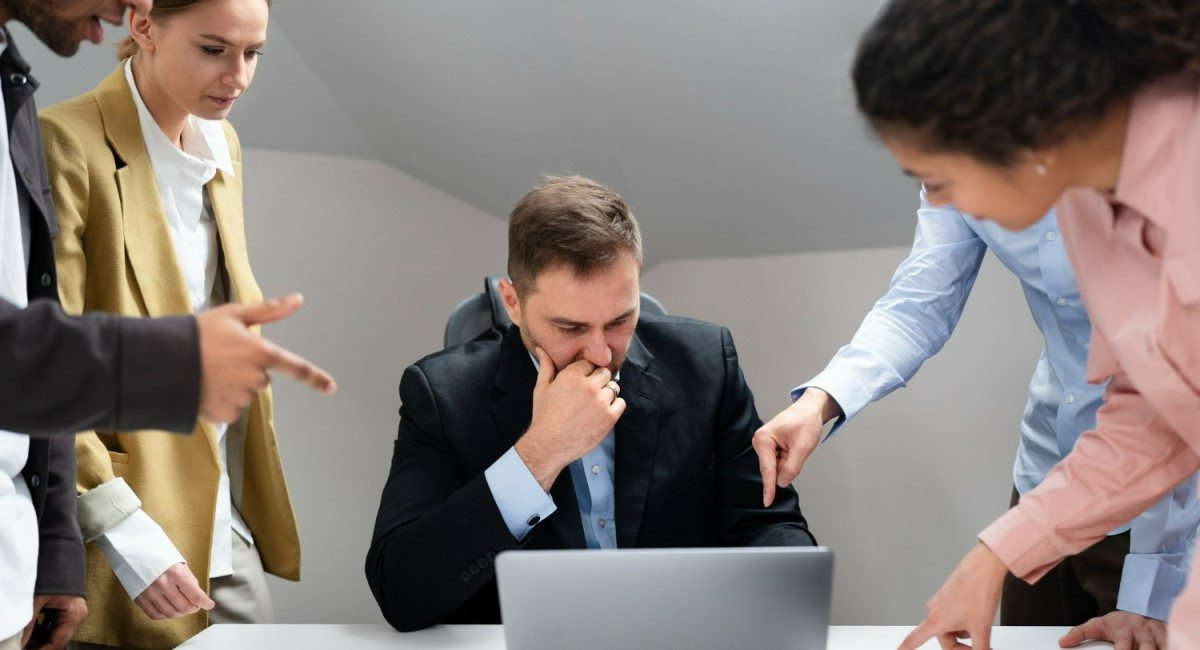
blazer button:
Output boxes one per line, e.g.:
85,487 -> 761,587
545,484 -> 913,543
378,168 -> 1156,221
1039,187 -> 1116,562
40,273 -> 52,287
468,564 -> 481,575
30,475 -> 39,488
8,72 -> 26,86
477,557 -> 490,569
485,551 -> 497,562
459,571 -> 471,582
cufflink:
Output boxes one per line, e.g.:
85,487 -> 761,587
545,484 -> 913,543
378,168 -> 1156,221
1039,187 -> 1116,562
527,515 -> 541,527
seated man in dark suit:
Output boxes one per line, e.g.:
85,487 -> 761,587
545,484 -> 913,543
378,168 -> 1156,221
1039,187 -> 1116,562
365,175 -> 815,632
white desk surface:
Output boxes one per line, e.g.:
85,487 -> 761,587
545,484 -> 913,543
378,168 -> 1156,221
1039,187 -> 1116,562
179,624 -> 1115,649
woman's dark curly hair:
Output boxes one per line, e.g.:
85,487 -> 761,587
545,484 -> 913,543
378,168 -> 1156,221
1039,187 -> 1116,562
852,0 -> 1200,165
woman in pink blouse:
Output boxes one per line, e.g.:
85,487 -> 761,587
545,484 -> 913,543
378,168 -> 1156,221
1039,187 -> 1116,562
850,1 -> 1200,648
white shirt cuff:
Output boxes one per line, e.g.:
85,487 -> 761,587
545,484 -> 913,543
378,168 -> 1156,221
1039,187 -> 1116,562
76,477 -> 142,542
96,509 -> 186,599
792,366 -> 875,440
484,447 -> 557,542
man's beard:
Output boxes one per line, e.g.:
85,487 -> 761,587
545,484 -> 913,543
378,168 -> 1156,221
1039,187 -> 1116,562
522,329 -> 627,376
6,0 -> 83,56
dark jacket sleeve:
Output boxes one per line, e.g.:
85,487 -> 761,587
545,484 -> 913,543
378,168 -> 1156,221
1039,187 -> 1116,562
714,327 -> 817,547
0,297 -> 201,436
365,364 -> 523,632
31,436 -> 84,596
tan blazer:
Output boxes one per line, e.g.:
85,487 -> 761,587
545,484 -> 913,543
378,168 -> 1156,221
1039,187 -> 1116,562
40,65 -> 300,649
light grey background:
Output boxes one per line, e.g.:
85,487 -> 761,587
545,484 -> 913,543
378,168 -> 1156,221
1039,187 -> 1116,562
17,0 -> 1043,627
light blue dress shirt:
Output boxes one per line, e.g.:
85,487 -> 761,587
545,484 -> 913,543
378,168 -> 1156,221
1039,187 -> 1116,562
484,355 -> 618,550
796,193 -> 1199,620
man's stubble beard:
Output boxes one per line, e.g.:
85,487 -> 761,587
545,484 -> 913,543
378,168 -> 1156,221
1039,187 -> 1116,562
5,0 -> 82,56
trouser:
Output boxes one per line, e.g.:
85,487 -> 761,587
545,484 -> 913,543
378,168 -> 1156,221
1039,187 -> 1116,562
999,486 -> 1129,625
70,533 -> 274,649
207,532 -> 276,624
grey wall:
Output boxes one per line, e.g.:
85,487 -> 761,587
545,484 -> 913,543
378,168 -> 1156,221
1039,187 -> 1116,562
12,1 -> 920,268
643,245 -> 1043,624
237,149 -> 1043,625
238,148 -> 507,623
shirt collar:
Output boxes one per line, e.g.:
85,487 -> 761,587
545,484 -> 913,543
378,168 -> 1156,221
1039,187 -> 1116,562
1106,74 -> 1199,235
123,57 -> 234,186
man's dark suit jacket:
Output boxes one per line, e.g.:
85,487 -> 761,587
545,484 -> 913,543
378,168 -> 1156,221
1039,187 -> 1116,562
366,315 -> 815,632
0,30 -> 199,598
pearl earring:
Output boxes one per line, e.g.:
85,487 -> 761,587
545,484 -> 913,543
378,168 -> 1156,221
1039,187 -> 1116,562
1035,163 -> 1048,176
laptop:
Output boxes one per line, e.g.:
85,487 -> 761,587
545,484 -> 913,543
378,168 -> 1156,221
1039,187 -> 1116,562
496,546 -> 833,650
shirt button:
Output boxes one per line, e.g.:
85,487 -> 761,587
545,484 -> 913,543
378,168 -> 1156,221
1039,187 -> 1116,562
598,518 -> 606,528
30,475 -> 40,488
1084,342 -> 1091,350
1066,394 -> 1076,404
591,465 -> 600,475
1056,297 -> 1067,306
1045,231 -> 1057,241
8,72 -> 26,86
526,515 -> 541,527
40,273 -> 52,287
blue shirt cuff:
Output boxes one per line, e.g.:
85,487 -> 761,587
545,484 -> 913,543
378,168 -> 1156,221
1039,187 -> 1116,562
484,447 -> 557,542
1116,554 -> 1190,621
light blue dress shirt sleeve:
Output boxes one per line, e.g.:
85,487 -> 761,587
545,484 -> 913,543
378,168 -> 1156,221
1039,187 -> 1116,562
795,194 -> 987,437
484,447 -> 557,542
788,193 -> 1199,619
1117,476 -> 1200,620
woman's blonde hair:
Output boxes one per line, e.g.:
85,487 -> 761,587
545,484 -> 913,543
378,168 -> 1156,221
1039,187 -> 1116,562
117,0 -> 271,60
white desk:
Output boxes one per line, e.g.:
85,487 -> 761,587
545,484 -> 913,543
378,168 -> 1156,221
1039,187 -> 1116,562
179,624 -> 1115,649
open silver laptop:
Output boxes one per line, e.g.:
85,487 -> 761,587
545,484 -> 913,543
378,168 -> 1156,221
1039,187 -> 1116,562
496,547 -> 833,650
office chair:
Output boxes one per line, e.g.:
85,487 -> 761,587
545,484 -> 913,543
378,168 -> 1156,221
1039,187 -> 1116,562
444,275 -> 667,349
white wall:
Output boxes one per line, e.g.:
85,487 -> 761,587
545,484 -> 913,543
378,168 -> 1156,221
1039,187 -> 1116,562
643,245 -> 1043,624
238,148 -> 508,622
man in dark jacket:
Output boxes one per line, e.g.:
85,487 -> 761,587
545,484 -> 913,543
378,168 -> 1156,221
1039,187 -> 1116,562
366,176 -> 815,632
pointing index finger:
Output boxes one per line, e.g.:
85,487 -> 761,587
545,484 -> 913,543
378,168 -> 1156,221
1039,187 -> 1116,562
753,431 -> 778,507
264,341 -> 337,395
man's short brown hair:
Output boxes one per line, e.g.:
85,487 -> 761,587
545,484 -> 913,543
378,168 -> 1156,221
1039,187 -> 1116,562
507,175 -> 643,296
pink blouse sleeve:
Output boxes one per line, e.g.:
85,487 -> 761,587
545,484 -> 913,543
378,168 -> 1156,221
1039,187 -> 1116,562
980,370 -> 1200,583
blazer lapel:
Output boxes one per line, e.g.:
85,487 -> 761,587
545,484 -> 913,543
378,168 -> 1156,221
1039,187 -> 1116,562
614,333 -> 661,548
488,325 -> 585,549
97,66 -> 191,317
208,159 -> 261,307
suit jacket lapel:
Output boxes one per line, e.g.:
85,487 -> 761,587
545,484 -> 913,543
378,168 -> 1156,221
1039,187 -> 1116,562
98,66 -> 191,317
488,325 -> 585,549
208,159 -> 261,308
615,333 -> 661,548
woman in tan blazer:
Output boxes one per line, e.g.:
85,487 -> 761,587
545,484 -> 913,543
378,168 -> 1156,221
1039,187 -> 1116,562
40,1 -> 294,647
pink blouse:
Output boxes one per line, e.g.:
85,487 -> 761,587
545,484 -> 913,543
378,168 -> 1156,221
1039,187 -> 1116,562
979,73 -> 1200,644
